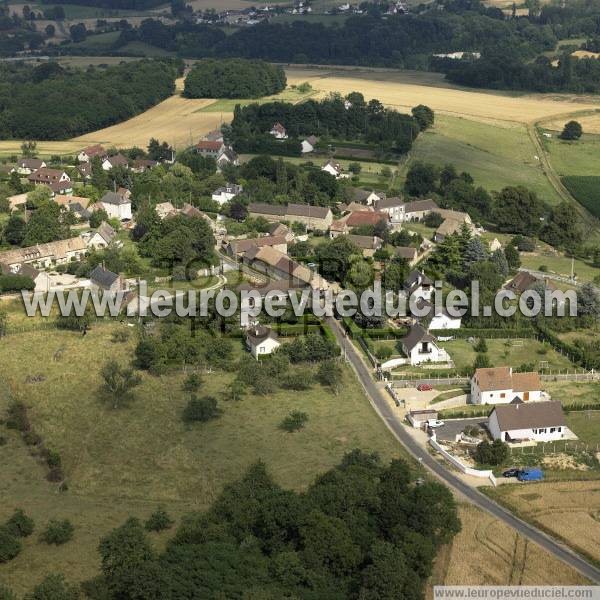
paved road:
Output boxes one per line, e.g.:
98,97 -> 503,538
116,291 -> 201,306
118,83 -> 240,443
327,317 -> 600,584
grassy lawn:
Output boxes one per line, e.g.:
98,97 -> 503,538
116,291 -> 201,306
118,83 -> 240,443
519,249 -> 600,283
542,133 -> 600,177
69,30 -> 121,51
566,411 -> 600,445
440,338 -> 574,373
404,115 -> 562,204
544,381 -> 600,406
198,86 -> 318,113
0,324 -> 404,592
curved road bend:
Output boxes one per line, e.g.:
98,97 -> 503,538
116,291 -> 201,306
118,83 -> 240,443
326,317 -> 600,584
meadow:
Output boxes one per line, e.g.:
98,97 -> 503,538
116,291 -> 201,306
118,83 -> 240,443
0,323 -> 404,592
485,481 -> 600,565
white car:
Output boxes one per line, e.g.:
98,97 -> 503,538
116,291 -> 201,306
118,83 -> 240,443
427,419 -> 445,428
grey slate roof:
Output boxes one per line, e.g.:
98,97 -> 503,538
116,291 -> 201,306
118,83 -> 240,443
101,191 -> 129,206
401,323 -> 437,352
491,401 -> 566,432
90,264 -> 119,289
246,325 -> 278,346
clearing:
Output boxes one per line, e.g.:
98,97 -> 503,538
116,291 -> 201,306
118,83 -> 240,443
0,323 -> 403,593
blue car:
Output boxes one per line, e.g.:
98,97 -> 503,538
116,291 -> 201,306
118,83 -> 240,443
517,468 -> 544,482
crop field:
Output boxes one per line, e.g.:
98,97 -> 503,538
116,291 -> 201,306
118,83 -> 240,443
434,504 -> 590,587
486,481 -> 600,564
562,176 -> 600,217
405,115 -> 562,203
0,324 -> 403,592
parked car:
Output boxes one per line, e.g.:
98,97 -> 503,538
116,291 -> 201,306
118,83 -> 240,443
517,468 -> 544,482
427,419 -> 445,428
417,383 -> 433,391
502,468 -> 520,478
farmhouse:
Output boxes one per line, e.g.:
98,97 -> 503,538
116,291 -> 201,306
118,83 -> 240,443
212,183 -> 243,205
131,159 -> 158,173
322,159 -> 349,179
301,135 -> 318,153
346,188 -> 384,206
13,158 -> 46,175
346,234 -> 383,258
433,210 -> 474,243
102,154 -> 129,171
376,196 -> 405,223
216,148 -> 239,169
90,264 -> 124,294
394,246 -> 419,266
0,262 -> 51,292
28,168 -> 70,188
404,270 -> 433,301
98,191 -> 132,221
488,401 -> 572,443
247,202 -> 333,232
204,129 -> 224,142
403,199 -> 439,222
246,324 -> 281,359
400,324 -> 447,365
78,144 -> 107,163
471,366 -> 542,405
344,211 -> 388,230
225,235 -> 288,257
195,140 -> 226,157
238,280 -> 306,326
269,122 -> 288,139
505,271 -> 557,295
0,236 -> 87,270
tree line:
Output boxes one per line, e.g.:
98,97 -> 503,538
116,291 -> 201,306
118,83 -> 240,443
0,58 -> 182,140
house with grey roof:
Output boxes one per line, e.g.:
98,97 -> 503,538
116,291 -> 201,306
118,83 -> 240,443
404,269 -> 433,301
89,264 -> 123,294
245,324 -> 281,359
400,324 -> 447,366
99,191 -> 132,221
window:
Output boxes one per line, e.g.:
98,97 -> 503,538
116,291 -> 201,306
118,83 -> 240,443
550,427 -> 556,433
500,393 -> 505,398
557,427 -> 562,432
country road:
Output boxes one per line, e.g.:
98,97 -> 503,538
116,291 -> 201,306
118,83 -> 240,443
326,317 -> 600,584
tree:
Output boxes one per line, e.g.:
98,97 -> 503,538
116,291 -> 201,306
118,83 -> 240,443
279,410 -> 309,432
23,202 -> 68,246
317,359 -> 343,394
99,360 -> 142,409
490,248 -> 509,277
473,353 -> 490,370
183,372 -> 203,392
541,202 -> 580,251
474,440 -> 509,465
492,187 -> 546,236
69,22 -> 87,43
3,214 -> 26,245
382,257 -> 409,292
144,507 -> 174,532
411,105 -> 434,131
474,338 -> 488,353
44,24 -> 55,37
577,283 -> 600,317
24,574 -> 79,600
89,208 -> 109,229
504,244 -> 521,270
404,162 -> 437,197
182,395 -> 221,423
560,120 -> 582,140
463,237 -> 488,266
20,140 -> 37,157
348,162 -> 362,175
225,379 -> 246,402
40,520 -> 74,545
5,509 -> 34,538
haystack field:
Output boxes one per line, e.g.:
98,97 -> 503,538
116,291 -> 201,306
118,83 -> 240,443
488,481 -> 600,564
434,504 -> 590,588
286,67 -> 600,126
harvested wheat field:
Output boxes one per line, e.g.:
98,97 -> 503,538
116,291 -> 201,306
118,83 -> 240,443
286,67 -> 600,126
545,111 -> 600,134
488,481 -> 600,564
430,504 -> 590,590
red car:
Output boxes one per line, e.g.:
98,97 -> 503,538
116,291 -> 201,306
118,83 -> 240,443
417,383 -> 433,391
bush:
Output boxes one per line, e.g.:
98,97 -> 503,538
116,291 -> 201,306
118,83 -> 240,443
0,528 -> 21,563
40,519 -> 74,545
280,411 -> 309,432
280,371 -> 313,391
182,396 -> 221,423
0,274 -> 35,293
182,372 -> 203,392
474,338 -> 488,353
24,573 -> 80,600
5,509 -> 34,538
46,450 -> 62,469
473,440 -> 509,466
144,507 -> 174,532
473,353 -> 490,370
6,401 -> 30,432
111,329 -> 130,343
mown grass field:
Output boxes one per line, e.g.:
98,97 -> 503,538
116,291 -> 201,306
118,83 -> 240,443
542,133 -> 600,177
519,248 -> 600,283
0,324 -> 404,592
405,115 -> 562,203
431,504 -> 590,588
485,481 -> 600,565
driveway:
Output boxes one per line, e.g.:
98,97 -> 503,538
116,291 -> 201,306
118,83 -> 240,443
434,417 -> 489,442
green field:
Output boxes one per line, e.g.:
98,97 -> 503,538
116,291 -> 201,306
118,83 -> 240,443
405,116 -> 562,204
519,248 -> 600,284
562,176 -> 600,218
118,41 -> 175,57
0,324 -> 402,593
197,86 -> 318,113
70,30 -> 121,51
542,133 -> 600,177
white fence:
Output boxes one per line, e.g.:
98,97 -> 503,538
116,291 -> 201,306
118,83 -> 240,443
429,435 -> 497,486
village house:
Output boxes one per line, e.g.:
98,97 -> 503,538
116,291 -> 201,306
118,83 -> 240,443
403,199 -> 439,222
85,222 -> 116,250
13,158 -> 46,175
195,140 -> 226,157
321,159 -> 350,179
131,159 -> 158,174
376,196 -> 406,224
28,168 -> 71,190
0,236 -> 87,270
488,401 -> 572,443
301,135 -> 318,154
346,234 -> 383,258
269,122 -> 288,139
216,148 -> 239,169
394,246 -> 419,266
404,269 -> 433,301
246,324 -> 281,358
78,163 -> 92,180
204,129 -> 224,142
98,190 -> 132,221
0,262 -> 51,292
89,264 -> 124,295
400,324 -> 448,365
78,144 -> 107,163
433,209 -> 474,243
237,279 -> 305,326
102,154 -> 129,171
267,222 -> 294,242
225,235 -> 288,258
212,183 -> 243,205
505,271 -> 557,295
414,298 -> 461,330
346,188 -> 384,206
471,366 -> 542,405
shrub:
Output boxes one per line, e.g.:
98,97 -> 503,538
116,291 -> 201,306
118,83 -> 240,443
538,265 -> 548,272
183,372 -> 203,392
280,371 -> 313,391
46,450 -> 62,469
474,337 -> 488,353
473,353 -> 490,370
0,528 -> 21,563
473,440 -> 509,466
280,411 -> 309,432
24,573 -> 80,600
374,345 -> 393,360
182,396 -> 221,423
23,431 -> 42,446
6,401 -> 30,432
144,507 -> 174,532
111,329 -> 130,343
40,519 -> 74,545
5,509 -> 34,538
